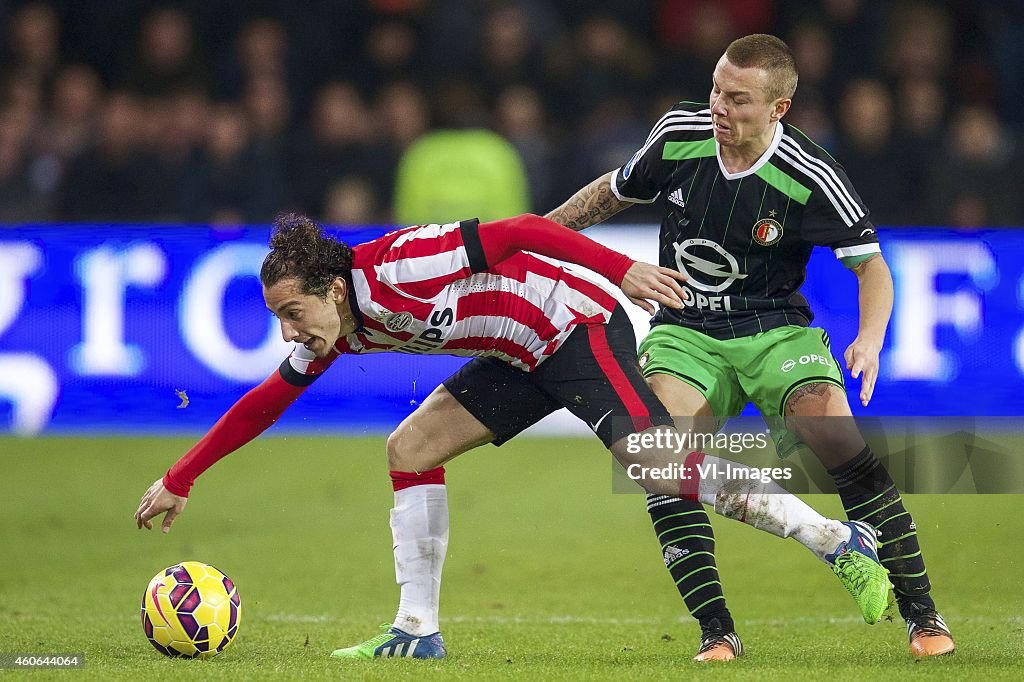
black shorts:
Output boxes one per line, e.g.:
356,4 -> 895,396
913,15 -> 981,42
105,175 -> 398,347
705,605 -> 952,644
442,306 -> 674,448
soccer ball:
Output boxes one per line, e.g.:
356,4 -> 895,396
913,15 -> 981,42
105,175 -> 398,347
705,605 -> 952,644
141,561 -> 241,659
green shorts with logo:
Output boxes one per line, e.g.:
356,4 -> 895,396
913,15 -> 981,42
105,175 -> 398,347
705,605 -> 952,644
637,324 -> 846,458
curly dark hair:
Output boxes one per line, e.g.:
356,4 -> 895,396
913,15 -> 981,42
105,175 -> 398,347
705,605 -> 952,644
260,212 -> 354,298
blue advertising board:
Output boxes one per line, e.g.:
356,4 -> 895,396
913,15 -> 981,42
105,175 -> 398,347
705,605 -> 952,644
0,225 -> 1021,435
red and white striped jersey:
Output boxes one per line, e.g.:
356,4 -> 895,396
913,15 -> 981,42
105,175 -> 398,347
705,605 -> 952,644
163,215 -> 636,496
287,218 -> 622,377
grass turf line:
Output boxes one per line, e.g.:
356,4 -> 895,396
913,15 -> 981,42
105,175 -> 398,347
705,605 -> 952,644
1,436 -> 1021,680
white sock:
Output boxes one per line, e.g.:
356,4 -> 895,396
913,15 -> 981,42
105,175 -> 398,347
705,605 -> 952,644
390,484 -> 448,636
694,454 -> 850,562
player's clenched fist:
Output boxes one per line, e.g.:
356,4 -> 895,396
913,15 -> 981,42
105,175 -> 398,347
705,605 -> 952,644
135,478 -> 187,533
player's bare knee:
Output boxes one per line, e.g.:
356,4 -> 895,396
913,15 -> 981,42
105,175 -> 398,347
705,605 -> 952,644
385,430 -> 404,469
608,434 -> 636,463
787,420 -> 840,455
385,428 -> 435,471
785,382 -> 862,455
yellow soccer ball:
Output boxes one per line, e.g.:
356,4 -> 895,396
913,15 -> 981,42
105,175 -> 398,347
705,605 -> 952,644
141,561 -> 241,659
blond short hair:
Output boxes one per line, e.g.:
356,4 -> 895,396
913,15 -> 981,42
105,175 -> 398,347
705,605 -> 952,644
725,34 -> 798,102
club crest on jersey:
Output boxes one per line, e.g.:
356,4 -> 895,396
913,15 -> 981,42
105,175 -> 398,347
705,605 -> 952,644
752,218 -> 784,246
383,311 -> 414,332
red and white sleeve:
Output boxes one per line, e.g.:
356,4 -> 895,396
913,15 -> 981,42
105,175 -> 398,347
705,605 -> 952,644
472,214 -> 634,284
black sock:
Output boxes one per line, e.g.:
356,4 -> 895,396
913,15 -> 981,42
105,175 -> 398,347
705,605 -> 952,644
829,446 -> 935,619
646,494 -> 735,634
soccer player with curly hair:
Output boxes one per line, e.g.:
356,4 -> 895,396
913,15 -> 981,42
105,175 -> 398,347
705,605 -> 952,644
136,211 -> 890,660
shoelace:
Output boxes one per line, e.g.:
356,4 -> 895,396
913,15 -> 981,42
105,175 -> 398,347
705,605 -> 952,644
833,553 -> 868,592
909,617 -> 949,638
698,634 -> 732,654
698,632 -> 741,656
360,623 -> 399,648
912,625 -> 948,638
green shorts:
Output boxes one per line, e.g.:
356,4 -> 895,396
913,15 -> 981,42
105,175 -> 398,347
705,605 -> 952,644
637,324 -> 846,457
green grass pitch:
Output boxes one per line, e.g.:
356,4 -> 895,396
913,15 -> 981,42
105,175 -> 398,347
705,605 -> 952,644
2,435 -> 1022,680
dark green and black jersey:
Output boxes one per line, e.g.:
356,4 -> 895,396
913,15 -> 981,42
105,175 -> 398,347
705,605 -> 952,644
613,102 -> 880,340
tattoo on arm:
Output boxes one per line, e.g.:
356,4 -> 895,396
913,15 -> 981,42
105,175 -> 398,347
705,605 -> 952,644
545,173 -> 631,231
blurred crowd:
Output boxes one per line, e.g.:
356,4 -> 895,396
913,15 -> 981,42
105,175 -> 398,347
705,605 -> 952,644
1,0 -> 1023,228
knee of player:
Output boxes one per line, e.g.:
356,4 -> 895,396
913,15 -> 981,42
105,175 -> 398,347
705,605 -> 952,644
785,416 -> 860,456
385,430 -> 411,469
385,428 -> 437,471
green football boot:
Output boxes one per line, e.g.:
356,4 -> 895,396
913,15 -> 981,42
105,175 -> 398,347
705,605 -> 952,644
827,521 -> 891,624
330,623 -> 446,659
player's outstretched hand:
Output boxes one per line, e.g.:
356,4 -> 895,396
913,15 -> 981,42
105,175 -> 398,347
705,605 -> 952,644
844,336 -> 882,406
135,478 -> 187,534
620,262 -> 688,314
